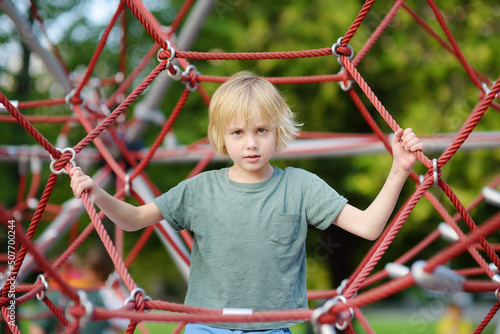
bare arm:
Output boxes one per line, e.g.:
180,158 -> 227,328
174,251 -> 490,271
69,167 -> 163,231
333,128 -> 423,240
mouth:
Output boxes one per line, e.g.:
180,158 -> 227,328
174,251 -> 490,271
244,154 -> 260,162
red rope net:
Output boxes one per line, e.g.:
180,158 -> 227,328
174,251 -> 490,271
1,0 -> 499,333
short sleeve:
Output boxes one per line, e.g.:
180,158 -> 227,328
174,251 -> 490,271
304,173 -> 348,230
153,179 -> 193,232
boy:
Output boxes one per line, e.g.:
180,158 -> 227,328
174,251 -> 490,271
70,72 -> 423,333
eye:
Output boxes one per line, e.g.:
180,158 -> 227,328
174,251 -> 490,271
233,130 -> 243,136
257,128 -> 267,134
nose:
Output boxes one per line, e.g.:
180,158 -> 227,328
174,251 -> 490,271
246,133 -> 257,149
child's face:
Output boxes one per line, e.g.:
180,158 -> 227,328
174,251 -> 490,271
223,111 -> 277,181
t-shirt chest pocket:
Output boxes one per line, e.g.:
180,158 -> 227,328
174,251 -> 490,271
270,212 -> 300,246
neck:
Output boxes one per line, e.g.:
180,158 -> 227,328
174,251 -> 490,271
227,164 -> 274,183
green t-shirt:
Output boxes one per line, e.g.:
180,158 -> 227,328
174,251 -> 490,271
154,166 -> 347,330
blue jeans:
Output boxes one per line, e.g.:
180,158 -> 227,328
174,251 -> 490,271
184,323 -> 292,334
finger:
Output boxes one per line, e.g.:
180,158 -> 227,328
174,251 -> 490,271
71,175 -> 88,196
392,128 -> 404,145
410,142 -> 424,152
402,137 -> 417,151
74,179 -> 92,199
69,166 -> 81,177
403,127 -> 413,135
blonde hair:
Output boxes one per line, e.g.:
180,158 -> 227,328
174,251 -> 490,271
208,71 -> 301,157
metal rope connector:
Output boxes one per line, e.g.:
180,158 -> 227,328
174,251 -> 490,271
49,147 -> 76,175
311,295 -> 354,333
337,68 -> 353,91
385,262 -> 410,279
157,40 -> 176,65
124,287 -> 152,309
65,290 -> 94,330
482,82 -> 499,100
438,223 -> 459,243
411,260 -> 465,293
482,187 -> 500,207
331,37 -> 354,67
432,158 -> 439,186
36,274 -> 49,301
182,65 -> 200,92
64,88 -> 82,107
124,172 -> 131,197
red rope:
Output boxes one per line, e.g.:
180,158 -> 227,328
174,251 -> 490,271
0,115 -> 78,123
426,210 -> 500,272
344,176 -> 433,299
438,76 -> 500,167
422,190 -> 496,279
170,0 -> 196,32
92,305 -> 313,324
401,4 -> 490,85
16,97 -> 66,109
1,174 -> 58,298
0,92 -> 60,159
426,180 -> 500,272
79,188 -> 138,292
161,47 -> 332,61
198,73 -> 344,85
473,302 -> 500,334
342,57 -> 431,168
72,59 -> 168,155
73,2 -> 125,98
72,104 -> 126,180
1,305 -> 21,334
342,0 -> 375,47
353,0 -> 405,67
123,0 -> 168,50
41,295 -> 70,327
426,0 -> 484,90
130,88 -> 191,180
2,219 -> 79,302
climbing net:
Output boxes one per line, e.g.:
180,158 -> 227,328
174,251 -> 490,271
1,0 -> 500,333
